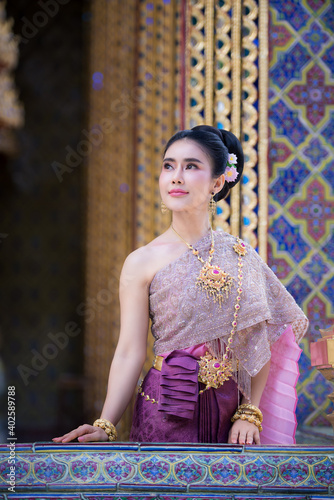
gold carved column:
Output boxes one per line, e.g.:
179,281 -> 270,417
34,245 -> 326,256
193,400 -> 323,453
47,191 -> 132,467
132,0 -> 181,376
84,0 -> 137,438
134,0 -> 180,248
185,0 -> 269,254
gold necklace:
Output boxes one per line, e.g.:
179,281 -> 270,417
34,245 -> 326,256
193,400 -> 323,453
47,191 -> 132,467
198,238 -> 246,392
171,225 -> 247,393
171,225 -> 235,307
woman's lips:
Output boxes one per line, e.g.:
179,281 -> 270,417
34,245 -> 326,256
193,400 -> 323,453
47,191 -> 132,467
169,189 -> 188,196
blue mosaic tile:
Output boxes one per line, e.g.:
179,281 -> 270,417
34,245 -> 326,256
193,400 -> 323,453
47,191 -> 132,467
68,458 -> 99,482
278,458 -> 310,485
139,457 -> 171,483
322,111 -> 334,147
306,295 -> 332,342
321,159 -> 334,193
244,459 -> 276,484
286,275 -> 312,306
320,4 -> 334,33
210,459 -> 241,484
303,253 -> 330,285
311,411 -> 333,428
173,459 -> 206,484
322,274 -> 334,310
322,232 -> 334,264
268,87 -> 276,101
270,0 -> 311,30
33,457 -> 66,483
296,393 -> 315,425
322,42 -> 334,71
270,216 -> 311,263
104,458 -> 134,482
303,138 -> 329,167
270,44 -> 311,89
302,21 -> 330,53
269,100 -> 309,146
313,459 -> 334,485
270,158 -> 310,205
268,203 -> 276,216
298,350 -> 312,384
305,372 -> 334,406
2,445 -> 334,496
269,141 -> 293,168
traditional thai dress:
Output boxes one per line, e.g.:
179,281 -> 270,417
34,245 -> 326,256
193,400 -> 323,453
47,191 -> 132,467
130,231 -> 308,444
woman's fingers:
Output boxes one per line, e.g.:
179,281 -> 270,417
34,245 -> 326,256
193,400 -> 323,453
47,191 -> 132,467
77,427 -> 108,442
52,424 -> 108,443
228,424 -> 241,444
252,428 -> 261,445
228,421 -> 261,445
52,425 -> 89,443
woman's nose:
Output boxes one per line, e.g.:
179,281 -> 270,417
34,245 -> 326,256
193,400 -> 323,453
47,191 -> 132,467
172,166 -> 184,184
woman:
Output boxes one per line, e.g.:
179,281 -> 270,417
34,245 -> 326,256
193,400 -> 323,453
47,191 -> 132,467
53,125 -> 308,446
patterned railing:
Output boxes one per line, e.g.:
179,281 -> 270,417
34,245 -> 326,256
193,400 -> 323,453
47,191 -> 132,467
0,442 -> 333,499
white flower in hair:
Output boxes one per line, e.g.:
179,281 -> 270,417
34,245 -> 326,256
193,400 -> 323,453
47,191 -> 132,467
225,166 -> 239,183
228,153 -> 237,165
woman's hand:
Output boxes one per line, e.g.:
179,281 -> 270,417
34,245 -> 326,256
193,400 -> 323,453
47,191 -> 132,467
52,424 -> 109,443
228,419 -> 260,445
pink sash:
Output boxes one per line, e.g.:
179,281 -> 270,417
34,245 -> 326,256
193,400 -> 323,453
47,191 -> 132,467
260,325 -> 301,444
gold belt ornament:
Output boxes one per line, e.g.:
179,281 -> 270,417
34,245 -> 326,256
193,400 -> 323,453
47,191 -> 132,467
197,352 -> 233,393
153,355 -> 164,372
153,353 -> 233,392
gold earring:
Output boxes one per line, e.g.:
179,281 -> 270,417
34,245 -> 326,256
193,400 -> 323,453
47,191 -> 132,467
161,201 -> 169,214
209,193 -> 217,215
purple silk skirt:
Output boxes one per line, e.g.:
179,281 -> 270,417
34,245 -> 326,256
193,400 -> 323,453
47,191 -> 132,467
129,353 -> 239,443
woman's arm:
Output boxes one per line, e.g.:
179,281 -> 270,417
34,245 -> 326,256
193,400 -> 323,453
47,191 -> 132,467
228,359 -> 271,445
99,251 -> 150,425
53,249 -> 150,443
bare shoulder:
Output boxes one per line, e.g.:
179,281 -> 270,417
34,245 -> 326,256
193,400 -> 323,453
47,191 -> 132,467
121,231 -> 183,288
120,246 -> 152,289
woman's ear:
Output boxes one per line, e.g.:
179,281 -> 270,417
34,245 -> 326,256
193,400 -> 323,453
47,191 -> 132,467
214,174 -> 225,193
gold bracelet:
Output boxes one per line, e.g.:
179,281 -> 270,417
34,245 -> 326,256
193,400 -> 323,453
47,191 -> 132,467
234,409 -> 263,422
93,418 -> 118,442
236,403 -> 263,422
231,413 -> 263,432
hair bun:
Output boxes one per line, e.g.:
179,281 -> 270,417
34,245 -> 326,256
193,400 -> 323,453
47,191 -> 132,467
213,128 -> 244,201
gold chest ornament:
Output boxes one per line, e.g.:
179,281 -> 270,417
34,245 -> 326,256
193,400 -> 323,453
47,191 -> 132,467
171,226 -> 247,392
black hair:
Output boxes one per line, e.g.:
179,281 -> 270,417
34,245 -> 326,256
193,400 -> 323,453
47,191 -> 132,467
163,125 -> 244,201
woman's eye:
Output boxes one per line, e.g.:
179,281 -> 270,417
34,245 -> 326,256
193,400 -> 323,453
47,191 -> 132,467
163,163 -> 173,170
186,164 -> 197,169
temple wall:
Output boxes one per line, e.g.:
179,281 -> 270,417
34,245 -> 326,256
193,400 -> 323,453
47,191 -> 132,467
267,0 -> 334,428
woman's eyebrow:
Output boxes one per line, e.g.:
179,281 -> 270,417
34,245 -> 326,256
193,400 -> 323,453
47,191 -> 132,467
163,157 -> 204,164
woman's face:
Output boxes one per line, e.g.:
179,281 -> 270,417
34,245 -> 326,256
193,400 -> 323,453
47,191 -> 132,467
159,139 -> 219,214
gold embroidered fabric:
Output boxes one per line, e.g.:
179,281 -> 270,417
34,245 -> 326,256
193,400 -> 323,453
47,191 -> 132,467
149,231 -> 308,399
